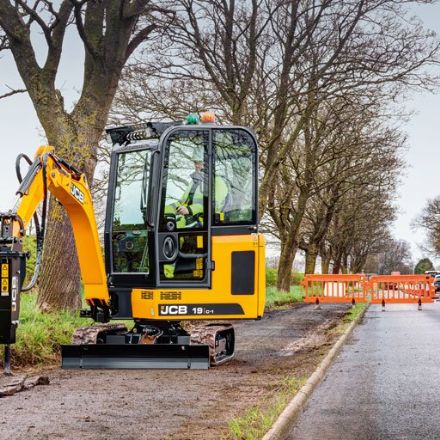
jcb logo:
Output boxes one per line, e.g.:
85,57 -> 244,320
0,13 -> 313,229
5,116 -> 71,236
71,184 -> 85,204
141,291 -> 153,300
159,305 -> 187,316
11,276 -> 18,313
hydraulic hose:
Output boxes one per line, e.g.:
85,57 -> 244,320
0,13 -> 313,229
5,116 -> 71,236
15,153 -> 48,291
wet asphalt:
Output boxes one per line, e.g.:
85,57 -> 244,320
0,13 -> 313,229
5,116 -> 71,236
288,303 -> 440,440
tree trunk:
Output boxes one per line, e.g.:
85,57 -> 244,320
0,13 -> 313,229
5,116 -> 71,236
304,244 -> 318,274
332,254 -> 342,274
341,254 -> 349,274
276,249 -> 295,292
352,260 -> 363,274
321,256 -> 330,274
352,254 -> 367,274
37,202 -> 81,311
276,241 -> 297,292
272,183 -> 309,291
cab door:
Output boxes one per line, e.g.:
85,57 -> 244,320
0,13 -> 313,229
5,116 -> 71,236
155,128 -> 211,287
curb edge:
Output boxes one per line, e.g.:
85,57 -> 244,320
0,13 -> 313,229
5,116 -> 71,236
262,304 -> 369,440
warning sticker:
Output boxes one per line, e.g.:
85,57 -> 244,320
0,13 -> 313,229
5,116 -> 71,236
197,235 -> 203,249
196,258 -> 203,270
1,278 -> 9,293
1,263 -> 8,277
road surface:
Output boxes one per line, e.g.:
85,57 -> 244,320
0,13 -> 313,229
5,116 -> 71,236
289,303 -> 440,440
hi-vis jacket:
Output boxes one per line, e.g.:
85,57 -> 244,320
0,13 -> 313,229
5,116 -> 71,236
170,171 -> 230,227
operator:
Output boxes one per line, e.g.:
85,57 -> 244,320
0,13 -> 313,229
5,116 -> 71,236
163,153 -> 230,279
175,152 -> 206,228
173,152 -> 231,228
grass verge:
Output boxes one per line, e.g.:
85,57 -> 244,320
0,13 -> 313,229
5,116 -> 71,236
0,292 -> 133,368
225,376 -> 307,440
329,302 -> 367,336
265,285 -> 304,310
1,292 -> 92,368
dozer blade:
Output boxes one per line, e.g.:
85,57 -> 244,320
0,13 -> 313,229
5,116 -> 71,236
61,344 -> 210,370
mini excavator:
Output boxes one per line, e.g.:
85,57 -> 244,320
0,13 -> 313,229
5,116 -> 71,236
0,113 -> 265,370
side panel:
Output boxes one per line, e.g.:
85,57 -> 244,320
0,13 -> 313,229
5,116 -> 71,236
131,234 -> 265,320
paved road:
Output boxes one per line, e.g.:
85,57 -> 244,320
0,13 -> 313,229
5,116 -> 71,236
288,303 -> 440,440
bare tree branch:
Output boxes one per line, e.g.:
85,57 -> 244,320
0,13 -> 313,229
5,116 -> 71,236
126,23 -> 157,60
0,87 -> 27,100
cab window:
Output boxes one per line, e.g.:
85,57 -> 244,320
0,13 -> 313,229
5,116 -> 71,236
213,129 -> 256,225
160,131 -> 208,231
112,150 -> 151,273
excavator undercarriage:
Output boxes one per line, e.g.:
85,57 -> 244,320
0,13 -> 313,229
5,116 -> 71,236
61,321 -> 234,369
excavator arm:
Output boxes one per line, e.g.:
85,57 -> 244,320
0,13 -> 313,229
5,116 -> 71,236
1,146 -> 115,372
14,146 -> 109,309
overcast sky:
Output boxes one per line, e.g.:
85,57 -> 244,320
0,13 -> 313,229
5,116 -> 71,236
0,3 -> 440,265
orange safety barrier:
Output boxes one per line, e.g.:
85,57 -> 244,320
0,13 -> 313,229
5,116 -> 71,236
302,274 -> 368,304
368,275 -> 434,304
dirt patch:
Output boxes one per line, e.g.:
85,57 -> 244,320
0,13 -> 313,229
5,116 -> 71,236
0,303 -> 349,440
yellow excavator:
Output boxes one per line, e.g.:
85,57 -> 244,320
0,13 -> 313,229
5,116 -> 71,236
0,113 -> 265,370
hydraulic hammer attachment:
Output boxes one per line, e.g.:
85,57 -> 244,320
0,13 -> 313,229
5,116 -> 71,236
0,213 -> 27,374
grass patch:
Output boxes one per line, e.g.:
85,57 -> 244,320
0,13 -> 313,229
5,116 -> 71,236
265,285 -> 304,310
329,302 -> 368,336
345,302 -> 367,322
225,376 -> 307,440
0,292 -> 133,368
266,269 -> 304,287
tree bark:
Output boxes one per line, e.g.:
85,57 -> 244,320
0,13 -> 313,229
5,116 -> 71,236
276,242 -> 296,292
321,256 -> 330,274
341,254 -> 349,274
37,202 -> 81,311
332,253 -> 342,274
273,194 -> 308,291
304,244 -> 318,274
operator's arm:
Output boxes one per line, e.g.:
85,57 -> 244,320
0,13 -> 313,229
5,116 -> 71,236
14,146 -> 110,308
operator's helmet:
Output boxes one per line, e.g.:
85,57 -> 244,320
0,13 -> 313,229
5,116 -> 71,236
191,149 -> 204,163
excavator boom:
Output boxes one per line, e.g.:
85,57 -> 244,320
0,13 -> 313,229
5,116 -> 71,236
15,147 -> 110,307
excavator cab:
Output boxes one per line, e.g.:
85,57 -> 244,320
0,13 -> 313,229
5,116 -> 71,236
103,120 -> 265,324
